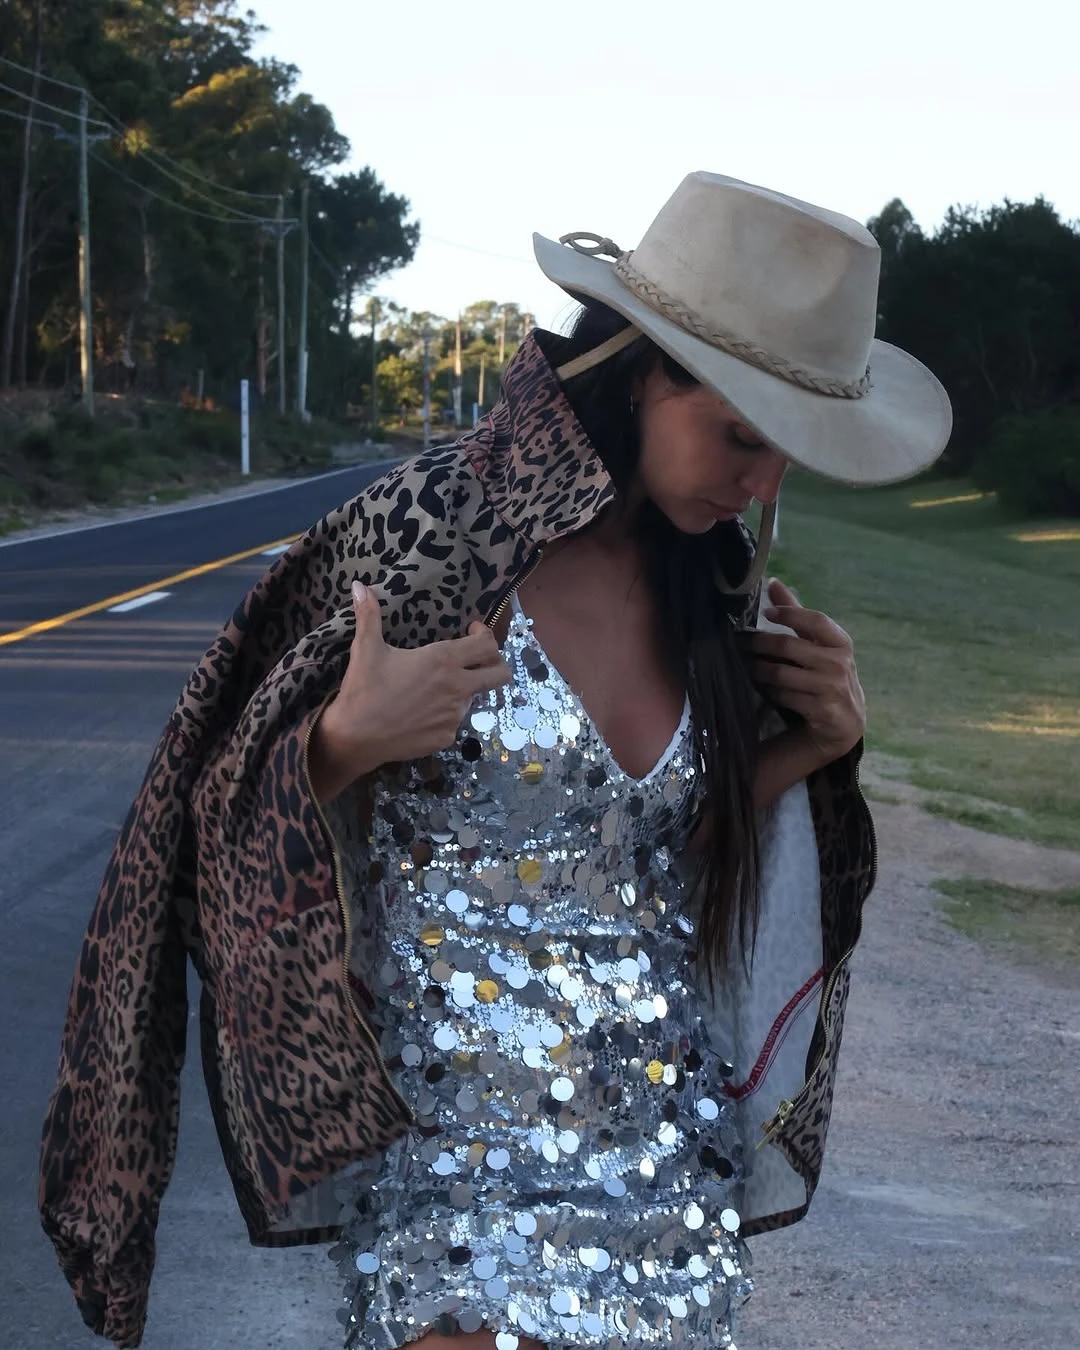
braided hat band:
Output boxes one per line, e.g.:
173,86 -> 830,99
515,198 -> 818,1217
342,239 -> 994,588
558,233 -> 872,400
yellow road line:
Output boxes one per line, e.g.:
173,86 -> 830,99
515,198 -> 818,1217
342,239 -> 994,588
1010,528 -> 1080,543
0,533 -> 298,648
909,491 -> 988,509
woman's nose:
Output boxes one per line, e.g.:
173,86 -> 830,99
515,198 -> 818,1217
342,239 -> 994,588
741,448 -> 789,504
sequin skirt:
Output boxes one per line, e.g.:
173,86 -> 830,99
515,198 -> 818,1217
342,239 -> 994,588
337,1161 -> 752,1349
334,922 -> 753,1349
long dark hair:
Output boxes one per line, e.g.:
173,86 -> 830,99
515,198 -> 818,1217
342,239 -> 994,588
535,300 -> 762,977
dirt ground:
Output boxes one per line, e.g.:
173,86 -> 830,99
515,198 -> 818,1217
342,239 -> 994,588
739,776 -> 1080,1349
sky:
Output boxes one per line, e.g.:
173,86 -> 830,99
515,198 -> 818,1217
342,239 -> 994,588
251,0 -> 1078,330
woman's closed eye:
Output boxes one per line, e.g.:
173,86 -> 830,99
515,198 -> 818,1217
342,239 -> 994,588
728,422 -> 766,451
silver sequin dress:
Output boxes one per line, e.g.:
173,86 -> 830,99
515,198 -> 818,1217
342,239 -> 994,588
336,594 -> 751,1349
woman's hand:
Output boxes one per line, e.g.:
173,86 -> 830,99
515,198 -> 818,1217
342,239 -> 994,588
308,581 -> 512,803
748,578 -> 866,771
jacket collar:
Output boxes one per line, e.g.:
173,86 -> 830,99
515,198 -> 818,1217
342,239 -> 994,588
461,332 -> 616,550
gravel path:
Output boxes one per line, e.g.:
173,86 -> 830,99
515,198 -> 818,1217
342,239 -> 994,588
740,797 -> 1080,1349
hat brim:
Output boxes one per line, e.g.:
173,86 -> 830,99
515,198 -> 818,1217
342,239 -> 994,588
534,232 -> 952,487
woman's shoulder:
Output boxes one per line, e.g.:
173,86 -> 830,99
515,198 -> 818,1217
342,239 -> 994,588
306,439 -> 500,568
337,440 -> 480,522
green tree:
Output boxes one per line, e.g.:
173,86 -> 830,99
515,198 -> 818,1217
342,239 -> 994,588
314,172 -> 419,329
870,197 -> 1080,481
867,198 -> 923,270
0,0 -> 418,415
360,301 -> 527,423
376,351 -> 423,417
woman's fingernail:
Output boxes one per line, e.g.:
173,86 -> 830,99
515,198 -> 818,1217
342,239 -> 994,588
352,580 -> 366,602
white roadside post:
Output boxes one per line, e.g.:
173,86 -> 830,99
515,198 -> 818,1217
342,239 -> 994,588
422,327 -> 432,451
240,379 -> 251,475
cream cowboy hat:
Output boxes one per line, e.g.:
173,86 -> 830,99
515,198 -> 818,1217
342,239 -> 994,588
534,171 -> 952,490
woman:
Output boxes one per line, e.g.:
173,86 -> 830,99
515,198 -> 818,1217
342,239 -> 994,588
308,174 -> 949,1350
39,172 -> 950,1350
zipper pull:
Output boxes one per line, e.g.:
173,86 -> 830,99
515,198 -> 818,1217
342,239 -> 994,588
755,1098 -> 795,1151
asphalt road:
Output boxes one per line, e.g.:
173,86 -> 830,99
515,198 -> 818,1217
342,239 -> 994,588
0,465 -> 394,1350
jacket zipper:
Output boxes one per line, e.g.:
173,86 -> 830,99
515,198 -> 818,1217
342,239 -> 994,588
303,708 -> 414,1125
754,944 -> 857,1150
484,546 -> 544,629
756,757 -> 877,1151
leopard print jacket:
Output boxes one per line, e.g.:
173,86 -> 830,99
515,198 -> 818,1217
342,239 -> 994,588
38,334 -> 875,1347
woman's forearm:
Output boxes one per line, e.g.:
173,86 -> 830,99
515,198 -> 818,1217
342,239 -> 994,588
306,696 -> 384,805
752,727 -> 829,812
689,727 -> 830,856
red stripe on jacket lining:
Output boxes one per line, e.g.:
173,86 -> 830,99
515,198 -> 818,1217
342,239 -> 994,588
722,967 -> 824,1102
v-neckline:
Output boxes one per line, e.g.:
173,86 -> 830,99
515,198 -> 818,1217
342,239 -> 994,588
510,591 -> 691,787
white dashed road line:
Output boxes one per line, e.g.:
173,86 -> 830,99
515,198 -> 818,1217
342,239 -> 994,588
107,591 -> 172,614
1,534 -> 296,647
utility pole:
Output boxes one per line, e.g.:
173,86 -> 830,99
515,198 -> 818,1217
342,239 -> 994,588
276,194 -> 286,415
369,297 -> 381,430
452,314 -> 463,427
422,326 -> 432,451
78,91 -> 94,416
2,0 -> 42,390
296,184 -> 309,418
478,350 -> 486,408
255,233 -> 268,398
498,307 -> 506,365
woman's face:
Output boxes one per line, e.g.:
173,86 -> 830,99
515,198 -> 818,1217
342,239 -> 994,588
633,362 -> 789,535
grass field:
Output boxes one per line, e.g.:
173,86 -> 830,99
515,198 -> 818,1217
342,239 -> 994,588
935,877 -> 1080,983
768,473 -> 1080,850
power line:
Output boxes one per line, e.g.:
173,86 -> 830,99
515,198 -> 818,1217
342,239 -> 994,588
87,94 -> 284,204
134,145 -> 282,205
310,241 -> 342,285
98,141 -> 278,223
285,240 -> 338,308
81,88 -> 284,203
0,52 -> 284,205
0,77 -> 112,132
424,234 -> 533,265
0,98 -> 292,230
88,147 -> 297,228
305,270 -> 340,312
139,144 -> 281,202
0,103 -> 75,139
0,53 -> 86,96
